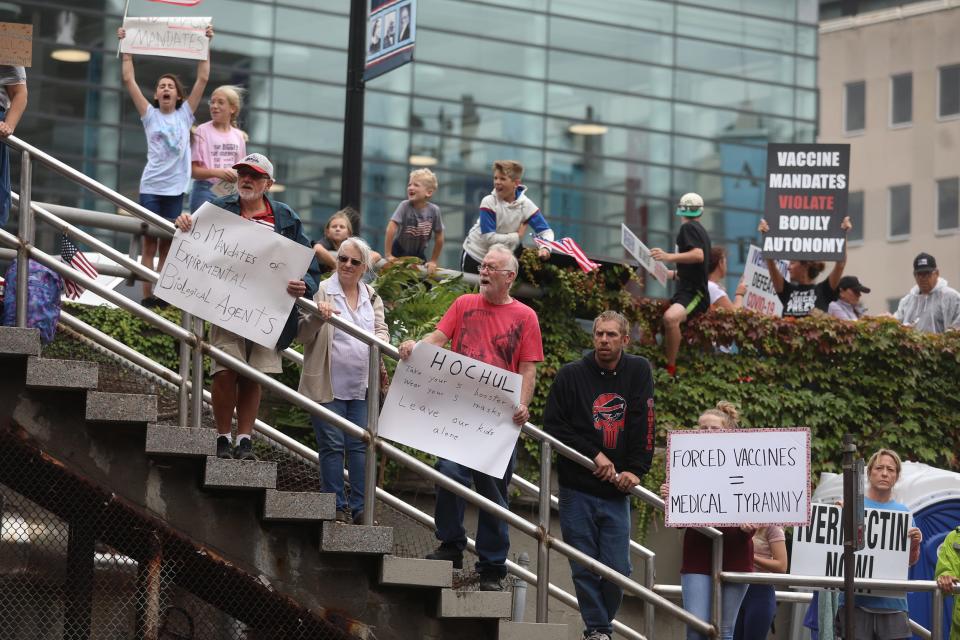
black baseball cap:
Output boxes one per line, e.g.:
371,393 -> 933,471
838,275 -> 870,293
913,252 -> 937,274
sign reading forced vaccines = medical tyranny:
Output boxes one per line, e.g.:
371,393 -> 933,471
762,143 -> 850,261
665,428 -> 811,528
364,0 -> 416,81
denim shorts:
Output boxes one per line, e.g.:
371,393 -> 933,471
139,193 -> 184,221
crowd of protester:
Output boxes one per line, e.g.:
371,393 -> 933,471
3,30 -> 960,640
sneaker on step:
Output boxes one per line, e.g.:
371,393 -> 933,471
334,508 -> 352,524
478,570 -> 504,592
216,436 -> 233,459
234,438 -> 257,461
584,631 -> 611,640
425,543 -> 463,569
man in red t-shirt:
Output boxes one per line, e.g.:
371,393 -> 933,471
399,244 -> 543,591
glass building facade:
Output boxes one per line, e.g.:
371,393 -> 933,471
6,0 -> 818,294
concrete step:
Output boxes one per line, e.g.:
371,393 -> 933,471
85,391 -> 157,424
436,589 -> 512,619
498,621 -> 569,640
0,326 -> 41,357
263,489 -> 334,522
145,424 -> 216,458
379,555 -> 453,588
203,456 -> 277,491
26,356 -> 98,390
320,521 -> 393,554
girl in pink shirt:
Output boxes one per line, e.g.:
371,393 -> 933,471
189,85 -> 247,212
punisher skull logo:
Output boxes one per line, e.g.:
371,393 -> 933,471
592,393 -> 626,449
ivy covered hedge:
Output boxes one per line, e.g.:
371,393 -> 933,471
55,253 -> 960,539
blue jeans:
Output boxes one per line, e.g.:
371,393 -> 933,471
734,584 -> 776,640
434,448 -> 516,577
189,180 -> 215,212
139,193 -> 184,220
311,397 -> 368,518
558,486 -> 632,636
681,573 -> 750,640
0,105 -> 9,228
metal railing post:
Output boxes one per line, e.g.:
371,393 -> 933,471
644,555 -> 656,640
931,587 -> 943,640
191,316 -> 204,429
15,150 -> 31,327
362,344 -> 380,525
536,440 -> 551,623
512,551 -> 530,622
711,534 -> 723,636
178,312 -> 191,427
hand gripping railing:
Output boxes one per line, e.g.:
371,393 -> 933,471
2,132 -> 719,638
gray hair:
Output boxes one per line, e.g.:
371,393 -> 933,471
339,237 -> 372,271
486,243 -> 518,274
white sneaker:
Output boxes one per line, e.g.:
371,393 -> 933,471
584,631 -> 611,640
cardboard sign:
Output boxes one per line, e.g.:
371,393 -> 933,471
621,223 -> 668,285
0,23 -> 32,67
762,143 -> 850,261
378,342 -> 522,478
665,428 -> 811,527
791,503 -> 911,581
741,245 -> 789,317
154,202 -> 314,349
121,17 -> 212,61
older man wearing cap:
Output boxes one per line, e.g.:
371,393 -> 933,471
893,253 -> 960,334
828,275 -> 870,320
175,153 -> 321,460
650,192 -> 711,378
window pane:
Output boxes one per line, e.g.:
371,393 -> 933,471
891,73 -> 912,125
675,71 -> 796,118
847,191 -> 864,242
845,81 -> 865,132
889,185 -> 910,238
940,65 -> 960,118
677,6 -> 795,52
937,178 -> 959,231
676,38 -> 796,85
548,16 -> 673,65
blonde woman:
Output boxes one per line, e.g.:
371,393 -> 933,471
189,85 -> 247,211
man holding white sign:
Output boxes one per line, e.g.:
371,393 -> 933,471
544,310 -> 654,640
398,244 -> 543,591
175,153 -> 320,461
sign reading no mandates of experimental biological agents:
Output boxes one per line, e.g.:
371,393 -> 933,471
665,428 -> 811,527
154,202 -> 314,349
791,503 -> 911,582
377,342 -> 522,478
762,143 -> 850,261
121,16 -> 212,61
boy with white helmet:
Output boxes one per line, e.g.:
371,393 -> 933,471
650,193 -> 711,378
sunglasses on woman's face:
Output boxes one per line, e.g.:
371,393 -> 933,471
337,254 -> 363,267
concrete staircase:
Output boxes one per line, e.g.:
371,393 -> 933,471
0,326 -> 568,640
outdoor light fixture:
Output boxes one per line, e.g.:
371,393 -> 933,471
568,106 -> 608,136
408,154 -> 438,167
51,11 -> 90,63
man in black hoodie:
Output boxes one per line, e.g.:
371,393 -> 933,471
544,310 -> 654,640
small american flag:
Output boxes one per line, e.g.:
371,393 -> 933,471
146,0 -> 203,6
535,237 -> 600,273
60,235 -> 98,299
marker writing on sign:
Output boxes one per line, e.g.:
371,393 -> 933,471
429,351 -> 517,393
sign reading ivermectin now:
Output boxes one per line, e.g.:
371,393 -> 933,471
791,503 -> 911,581
378,342 -> 522,478
762,143 -> 850,261
664,428 -> 811,527
154,202 -> 314,349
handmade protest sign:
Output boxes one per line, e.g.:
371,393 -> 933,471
741,245 -> 789,317
621,223 -> 668,285
154,202 -> 314,349
120,17 -> 212,61
762,143 -> 850,261
665,428 -> 810,527
791,503 -> 911,581
0,23 -> 32,67
378,342 -> 522,477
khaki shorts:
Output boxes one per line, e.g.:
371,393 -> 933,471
209,324 -> 283,376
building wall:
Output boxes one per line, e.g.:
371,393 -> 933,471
818,3 -> 960,311
6,0 -> 816,295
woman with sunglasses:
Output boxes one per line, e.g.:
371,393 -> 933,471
297,237 -> 389,524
